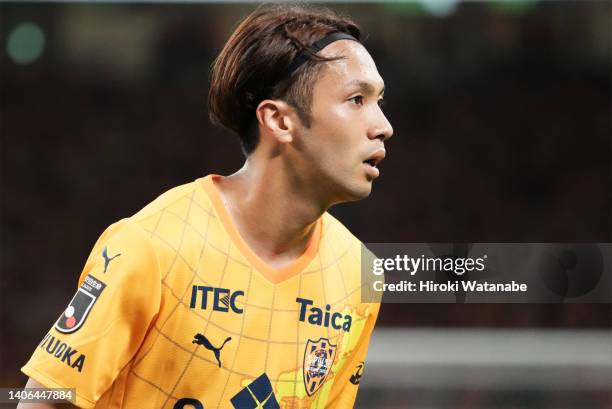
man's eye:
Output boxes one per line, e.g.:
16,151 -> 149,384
349,95 -> 364,105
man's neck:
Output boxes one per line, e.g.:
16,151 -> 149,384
215,159 -> 326,270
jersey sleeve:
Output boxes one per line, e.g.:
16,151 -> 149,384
21,219 -> 162,408
326,302 -> 380,409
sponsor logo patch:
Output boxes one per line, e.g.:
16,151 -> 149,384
303,338 -> 337,396
54,274 -> 106,334
190,285 -> 244,314
296,297 -> 352,332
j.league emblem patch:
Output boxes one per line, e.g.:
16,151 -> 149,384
55,274 -> 106,334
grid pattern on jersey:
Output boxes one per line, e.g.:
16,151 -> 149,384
126,187 -> 367,408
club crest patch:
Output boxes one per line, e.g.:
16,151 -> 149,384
303,337 -> 337,396
55,274 -> 106,334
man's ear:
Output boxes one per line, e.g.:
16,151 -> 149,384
255,99 -> 296,144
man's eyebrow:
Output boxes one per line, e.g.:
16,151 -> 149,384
345,80 -> 385,96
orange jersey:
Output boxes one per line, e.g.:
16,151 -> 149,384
22,175 -> 380,409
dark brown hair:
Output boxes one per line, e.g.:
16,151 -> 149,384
208,4 -> 361,154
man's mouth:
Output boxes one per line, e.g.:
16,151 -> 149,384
363,148 -> 386,178
363,148 -> 386,167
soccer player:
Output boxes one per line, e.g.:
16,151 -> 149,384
19,4 -> 393,408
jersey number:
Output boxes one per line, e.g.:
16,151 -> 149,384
174,398 -> 203,409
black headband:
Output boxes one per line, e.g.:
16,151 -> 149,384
282,32 -> 359,79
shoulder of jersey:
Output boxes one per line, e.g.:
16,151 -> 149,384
322,213 -> 383,305
129,178 -> 212,223
320,211 -> 364,278
110,179 -> 213,268
321,211 -> 362,248
322,211 -> 383,291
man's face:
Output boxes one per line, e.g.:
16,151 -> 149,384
291,40 -> 393,204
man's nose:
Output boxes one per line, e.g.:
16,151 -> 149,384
368,108 -> 394,141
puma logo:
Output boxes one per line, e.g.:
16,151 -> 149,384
102,247 -> 121,273
192,333 -> 232,368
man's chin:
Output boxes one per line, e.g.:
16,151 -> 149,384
336,181 -> 373,203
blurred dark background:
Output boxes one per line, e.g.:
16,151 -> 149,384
1,1 -> 611,407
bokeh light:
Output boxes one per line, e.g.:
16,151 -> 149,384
6,22 -> 46,65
